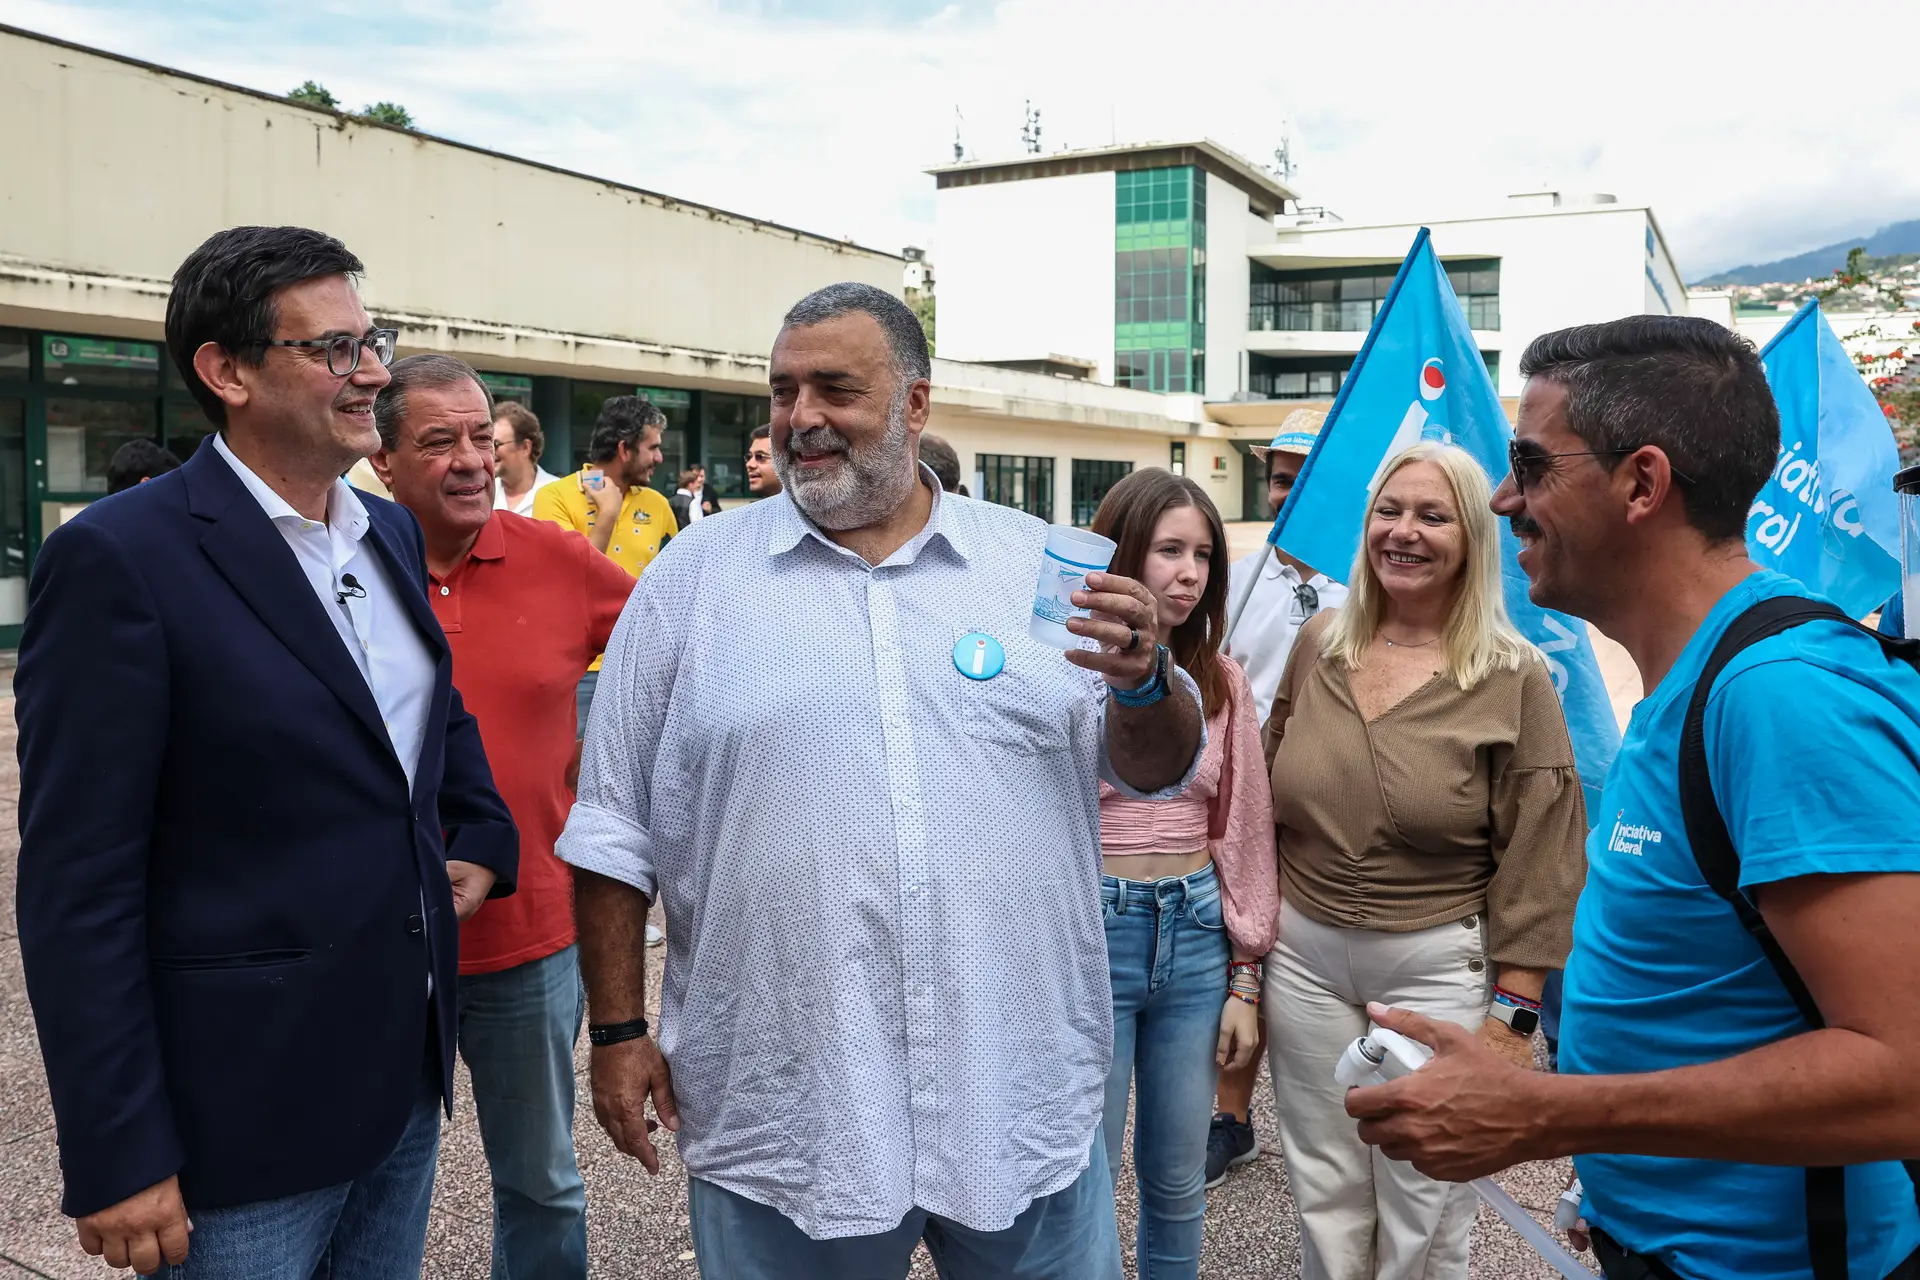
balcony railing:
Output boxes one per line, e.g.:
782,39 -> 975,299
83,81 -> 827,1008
1249,296 -> 1500,333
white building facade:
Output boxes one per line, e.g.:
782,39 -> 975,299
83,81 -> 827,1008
931,144 -> 1716,516
0,27 -> 1258,639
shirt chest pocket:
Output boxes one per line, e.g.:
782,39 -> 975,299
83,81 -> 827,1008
961,666 -> 1078,756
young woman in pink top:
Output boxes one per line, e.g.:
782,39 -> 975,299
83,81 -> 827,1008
1089,469 -> 1279,1279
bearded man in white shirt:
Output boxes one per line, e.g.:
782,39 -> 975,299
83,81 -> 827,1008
558,281 -> 1205,1279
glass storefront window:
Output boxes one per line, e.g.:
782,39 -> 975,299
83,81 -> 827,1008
44,334 -> 161,389
47,398 -> 156,494
702,392 -> 769,499
1071,459 -> 1133,528
637,388 -> 693,497
980,454 -> 1054,521
165,400 -> 217,464
0,329 -> 27,380
0,400 -> 25,622
567,380 -> 635,472
479,372 -> 533,406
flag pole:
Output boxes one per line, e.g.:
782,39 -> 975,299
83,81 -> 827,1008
1223,541 -> 1273,649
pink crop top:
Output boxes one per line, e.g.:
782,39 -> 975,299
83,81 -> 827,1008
1098,656 -> 1280,955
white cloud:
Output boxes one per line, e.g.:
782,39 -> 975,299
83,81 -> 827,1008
3,0 -> 1914,278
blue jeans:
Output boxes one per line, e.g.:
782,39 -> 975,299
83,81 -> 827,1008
686,1139 -> 1122,1279
144,1069 -> 440,1279
457,944 -> 588,1280
575,670 -> 599,740
1101,863 -> 1230,1280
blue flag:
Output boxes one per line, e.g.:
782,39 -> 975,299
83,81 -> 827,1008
1753,301 -> 1901,619
1267,228 -> 1620,809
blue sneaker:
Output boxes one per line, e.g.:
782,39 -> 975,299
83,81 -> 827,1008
1204,1111 -> 1259,1188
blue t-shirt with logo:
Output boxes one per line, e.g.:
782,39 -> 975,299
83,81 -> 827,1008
1563,571 -> 1920,1279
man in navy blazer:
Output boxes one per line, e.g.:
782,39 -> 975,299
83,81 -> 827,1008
14,225 -> 519,1278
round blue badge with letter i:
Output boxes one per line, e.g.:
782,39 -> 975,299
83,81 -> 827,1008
953,632 -> 1006,681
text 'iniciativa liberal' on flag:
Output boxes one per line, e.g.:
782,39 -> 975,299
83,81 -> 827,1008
1753,300 -> 1903,620
1250,227 -> 1621,812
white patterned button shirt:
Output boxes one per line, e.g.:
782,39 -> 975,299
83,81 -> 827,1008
557,473 -> 1201,1240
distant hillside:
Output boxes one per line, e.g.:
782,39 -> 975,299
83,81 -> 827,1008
1695,219 -> 1920,287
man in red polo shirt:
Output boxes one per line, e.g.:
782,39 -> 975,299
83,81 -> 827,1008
369,354 -> 635,1279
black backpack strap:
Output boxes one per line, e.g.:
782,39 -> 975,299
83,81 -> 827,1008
1679,594 -> 1920,1280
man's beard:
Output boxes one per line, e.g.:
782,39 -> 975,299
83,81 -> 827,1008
772,391 -> 917,531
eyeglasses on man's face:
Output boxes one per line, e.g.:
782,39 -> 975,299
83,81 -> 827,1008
260,328 -> 398,378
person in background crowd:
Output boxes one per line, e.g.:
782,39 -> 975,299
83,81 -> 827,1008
346,452 -> 392,499
1355,317 -> 1920,1280
918,433 -> 965,495
15,225 -> 517,1279
105,437 -> 180,495
1265,441 -> 1586,1279
533,395 -> 675,947
492,401 -> 558,516
1090,468 -> 1277,1280
1207,408 -> 1348,1188
672,465 -> 722,526
371,353 -> 637,1280
558,281 -> 1204,1280
745,425 -> 782,498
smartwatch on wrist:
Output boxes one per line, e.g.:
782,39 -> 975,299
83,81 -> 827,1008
1487,991 -> 1541,1037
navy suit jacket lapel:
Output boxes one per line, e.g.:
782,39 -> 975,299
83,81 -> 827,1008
185,446 -> 399,763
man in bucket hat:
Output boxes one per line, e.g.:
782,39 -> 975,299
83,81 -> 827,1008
1205,407 -> 1349,1189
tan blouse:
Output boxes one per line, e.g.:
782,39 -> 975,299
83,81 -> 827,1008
1264,613 -> 1587,968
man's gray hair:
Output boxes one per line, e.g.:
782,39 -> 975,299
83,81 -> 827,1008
783,282 -> 931,386
374,353 -> 493,450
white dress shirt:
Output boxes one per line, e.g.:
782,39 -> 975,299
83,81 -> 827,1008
495,466 -> 559,516
1228,548 -> 1348,727
558,475 -> 1202,1240
213,433 -> 436,792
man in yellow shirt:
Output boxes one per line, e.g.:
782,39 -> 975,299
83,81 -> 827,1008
534,394 -> 677,948
533,395 -> 678,731
532,395 -> 677,579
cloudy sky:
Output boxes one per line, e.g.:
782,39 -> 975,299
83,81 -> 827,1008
3,0 -> 1913,279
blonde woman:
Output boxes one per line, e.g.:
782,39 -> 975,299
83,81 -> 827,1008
1262,442 -> 1587,1279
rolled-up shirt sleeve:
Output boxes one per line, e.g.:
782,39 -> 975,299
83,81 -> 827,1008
556,573 -> 675,899
1098,663 -> 1209,800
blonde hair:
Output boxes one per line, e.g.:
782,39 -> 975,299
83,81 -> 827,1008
1320,441 -> 1534,690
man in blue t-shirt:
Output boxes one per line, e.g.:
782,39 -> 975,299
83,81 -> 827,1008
1343,315 -> 1920,1280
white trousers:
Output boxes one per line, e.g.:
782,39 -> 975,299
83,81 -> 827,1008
1264,899 -> 1490,1280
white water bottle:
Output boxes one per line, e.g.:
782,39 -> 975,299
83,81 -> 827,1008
1333,1025 -> 1434,1088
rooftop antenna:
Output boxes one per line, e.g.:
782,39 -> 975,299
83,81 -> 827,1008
1273,119 -> 1296,183
1021,100 -> 1042,155
953,105 -> 965,162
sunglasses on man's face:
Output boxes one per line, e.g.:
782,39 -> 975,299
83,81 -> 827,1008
1505,439 -> 1696,493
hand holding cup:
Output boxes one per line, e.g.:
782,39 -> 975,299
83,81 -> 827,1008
1064,570 -> 1160,689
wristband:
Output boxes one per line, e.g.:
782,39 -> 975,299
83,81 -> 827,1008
1491,986 -> 1542,1012
588,1018 -> 650,1046
1110,644 -> 1172,708
1486,991 -> 1540,1037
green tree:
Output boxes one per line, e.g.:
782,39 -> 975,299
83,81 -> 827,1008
358,102 -> 414,128
288,80 -> 339,109
1820,247 -> 1908,312
908,289 -> 935,355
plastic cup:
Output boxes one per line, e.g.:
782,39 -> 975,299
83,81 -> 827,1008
1029,525 -> 1118,649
